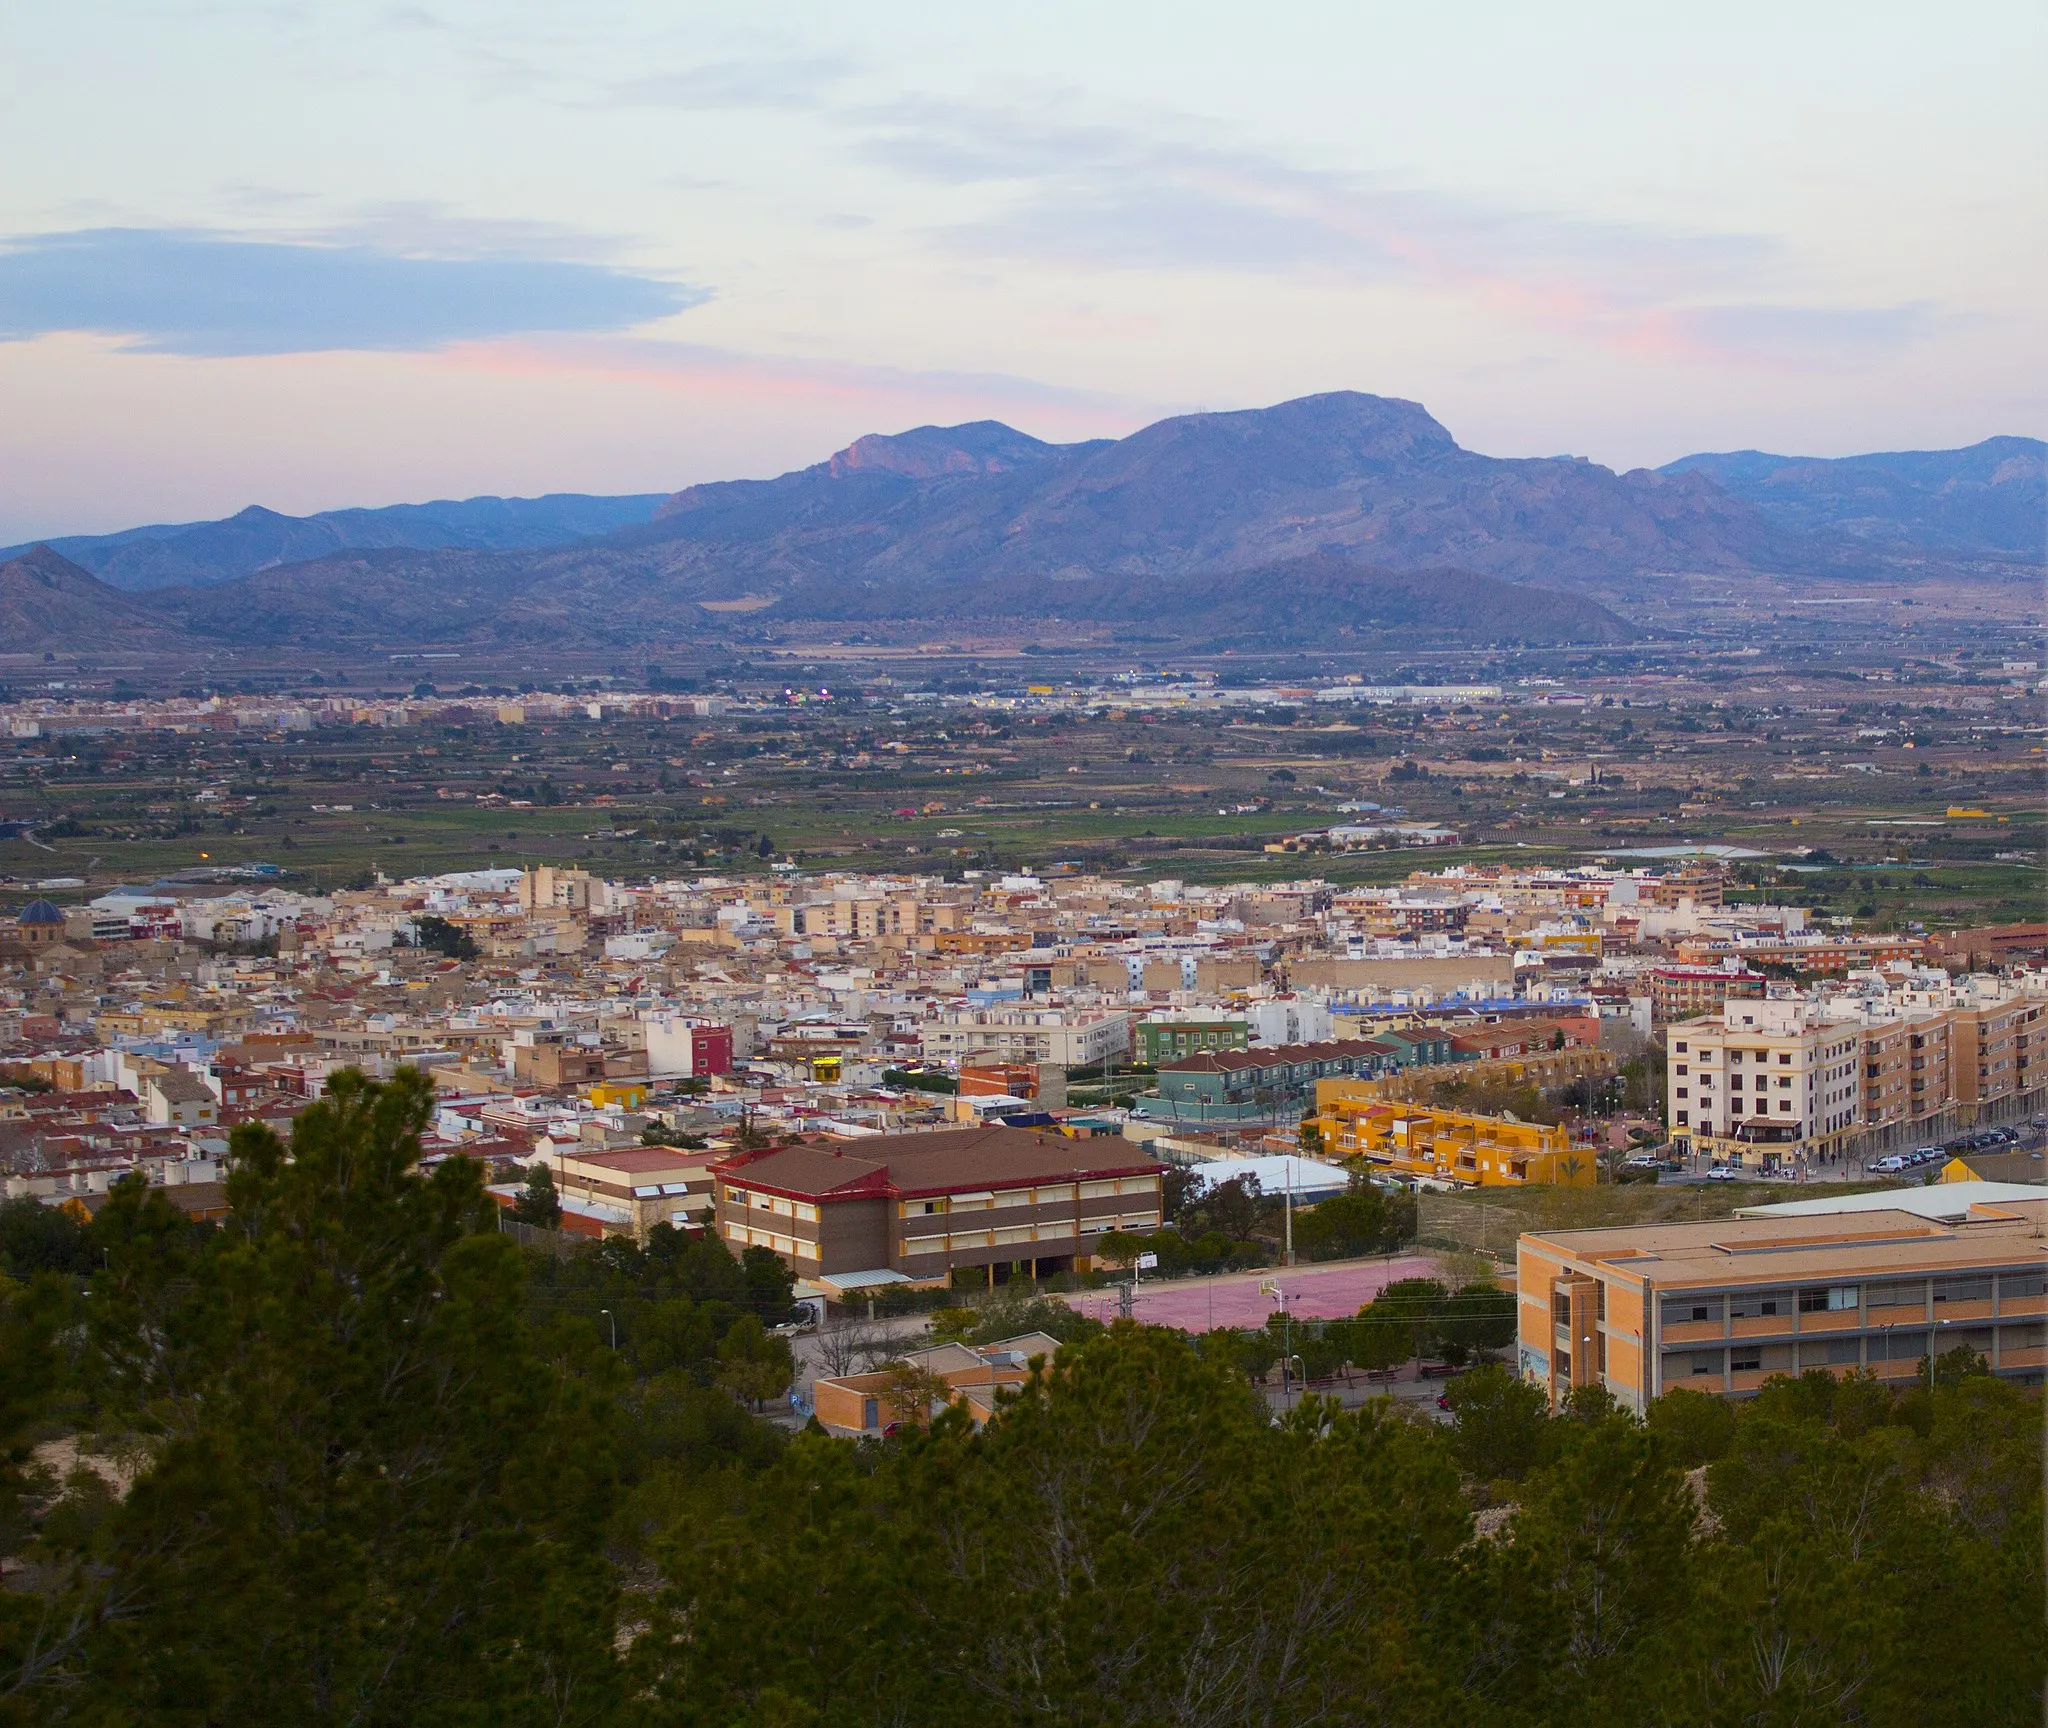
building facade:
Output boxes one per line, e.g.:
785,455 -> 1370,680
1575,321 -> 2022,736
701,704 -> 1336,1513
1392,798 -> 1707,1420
1517,1201 -> 2048,1412
712,1125 -> 1165,1286
920,1008 -> 1131,1071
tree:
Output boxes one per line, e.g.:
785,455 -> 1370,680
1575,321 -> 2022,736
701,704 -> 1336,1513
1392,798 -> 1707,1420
1445,1363 -> 1551,1483
1437,1281 -> 1516,1361
1646,1385 -> 1736,1466
740,1244 -> 795,1321
812,1318 -> 893,1380
410,913 -> 479,961
875,1359 -> 955,1430
715,1316 -> 795,1411
1362,1277 -> 1448,1364
1196,1173 -> 1262,1243
37,1068 -> 622,1727
0,1195 -> 93,1278
1292,1188 -> 1388,1261
511,1159 -> 563,1228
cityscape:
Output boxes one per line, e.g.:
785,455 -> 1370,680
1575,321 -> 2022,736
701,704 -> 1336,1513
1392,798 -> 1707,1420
1,5 -> 2043,1725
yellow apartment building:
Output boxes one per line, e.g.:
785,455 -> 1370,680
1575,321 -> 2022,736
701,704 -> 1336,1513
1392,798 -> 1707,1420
1308,1081 -> 1597,1188
1516,1199 -> 2048,1413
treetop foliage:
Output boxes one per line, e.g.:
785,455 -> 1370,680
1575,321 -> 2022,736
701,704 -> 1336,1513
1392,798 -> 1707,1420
0,1066 -> 2040,1727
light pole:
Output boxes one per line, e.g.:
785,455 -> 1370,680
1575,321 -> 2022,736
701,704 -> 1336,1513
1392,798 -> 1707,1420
599,1307 -> 617,1351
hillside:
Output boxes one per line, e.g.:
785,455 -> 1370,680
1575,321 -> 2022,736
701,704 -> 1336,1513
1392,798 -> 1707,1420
0,493 -> 668,591
628,392 -> 1800,604
0,546 -> 191,651
16,393 -> 2038,653
1661,437 -> 2046,560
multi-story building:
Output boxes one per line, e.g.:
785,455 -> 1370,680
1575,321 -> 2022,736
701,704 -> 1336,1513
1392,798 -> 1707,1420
641,1014 -> 735,1079
1308,1090 -> 1597,1188
1134,1016 -> 1248,1066
712,1125 -> 1165,1288
920,1007 -> 1131,1071
1949,984 -> 2042,1108
1517,1199 -> 2048,1411
1649,965 -> 1763,1024
538,1143 -> 722,1241
1669,978 -> 2047,1167
1667,999 -> 1868,1167
1142,1037 -> 1411,1125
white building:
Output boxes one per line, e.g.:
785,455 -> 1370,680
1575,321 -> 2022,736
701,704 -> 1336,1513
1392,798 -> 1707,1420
1668,999 -> 1864,1167
921,1007 -> 1131,1070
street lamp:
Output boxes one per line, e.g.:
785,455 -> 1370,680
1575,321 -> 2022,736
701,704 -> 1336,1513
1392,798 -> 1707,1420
599,1307 -> 618,1351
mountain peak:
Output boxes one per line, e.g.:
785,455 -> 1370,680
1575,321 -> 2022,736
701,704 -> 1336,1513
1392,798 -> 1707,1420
823,420 -> 1068,480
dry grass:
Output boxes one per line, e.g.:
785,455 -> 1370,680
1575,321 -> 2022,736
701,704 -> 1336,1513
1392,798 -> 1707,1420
1417,1178 -> 1905,1251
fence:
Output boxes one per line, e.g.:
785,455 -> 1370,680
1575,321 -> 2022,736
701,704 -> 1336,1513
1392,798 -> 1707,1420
494,1214 -> 592,1257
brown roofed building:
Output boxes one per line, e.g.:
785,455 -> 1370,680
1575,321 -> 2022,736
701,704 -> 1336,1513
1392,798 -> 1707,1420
713,1125 -> 1165,1287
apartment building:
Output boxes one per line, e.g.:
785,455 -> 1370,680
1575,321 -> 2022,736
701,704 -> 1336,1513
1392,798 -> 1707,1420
1668,1000 -> 1870,1167
1134,1016 -> 1248,1066
1144,1036 -> 1412,1125
1309,1090 -> 1596,1189
1517,1201 -> 2048,1412
1949,985 -> 2041,1107
1649,965 -> 1763,1024
1669,979 -> 2047,1167
713,1125 -> 1165,1286
920,1007 -> 1131,1070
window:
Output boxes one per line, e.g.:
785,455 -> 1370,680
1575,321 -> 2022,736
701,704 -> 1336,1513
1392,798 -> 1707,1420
1675,1042 -> 1687,1054
1934,1276 -> 1992,1305
1798,1285 -> 1859,1313
1690,1352 -> 1719,1376
1730,1349 -> 1762,1373
1661,1296 -> 1722,1326
1676,1111 -> 1689,1125
1779,1053 -> 1792,1065
1999,1270 -> 2048,1301
1867,1280 -> 1925,1309
1728,1291 -> 1786,1319
1819,1338 -> 1860,1365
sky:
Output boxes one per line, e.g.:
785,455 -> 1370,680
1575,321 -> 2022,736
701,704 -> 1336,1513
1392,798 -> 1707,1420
2,1 -> 2043,541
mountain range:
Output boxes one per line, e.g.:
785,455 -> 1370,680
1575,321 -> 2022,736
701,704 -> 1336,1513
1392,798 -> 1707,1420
0,493 -> 668,591
4,393 -> 2039,654
1660,438 -> 2045,558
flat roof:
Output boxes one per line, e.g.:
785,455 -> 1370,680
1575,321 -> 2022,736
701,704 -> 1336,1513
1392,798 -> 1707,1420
1736,1181 -> 2048,1226
1521,1206 -> 2048,1288
559,1146 -> 715,1175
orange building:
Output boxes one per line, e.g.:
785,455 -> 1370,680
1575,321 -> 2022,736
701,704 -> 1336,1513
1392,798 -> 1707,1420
1307,1084 -> 1597,1189
1516,1199 -> 2048,1413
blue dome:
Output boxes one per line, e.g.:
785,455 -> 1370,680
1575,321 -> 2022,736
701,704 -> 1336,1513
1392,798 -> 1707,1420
17,900 -> 65,924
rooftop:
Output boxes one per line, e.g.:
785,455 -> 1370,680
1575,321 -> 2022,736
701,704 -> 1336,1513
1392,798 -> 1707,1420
1523,1204 -> 2048,1288
717,1124 -> 1162,1201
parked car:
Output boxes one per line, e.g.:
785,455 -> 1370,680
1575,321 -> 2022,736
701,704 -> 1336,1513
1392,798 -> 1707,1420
1871,1153 -> 1909,1173
1706,1165 -> 1741,1183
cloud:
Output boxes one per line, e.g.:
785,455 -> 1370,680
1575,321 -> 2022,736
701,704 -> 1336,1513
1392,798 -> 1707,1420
452,333 -> 1150,429
0,228 -> 706,357
1649,302 -> 1945,364
861,103 -> 1765,289
613,54 -> 856,111
854,102 -> 1938,366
